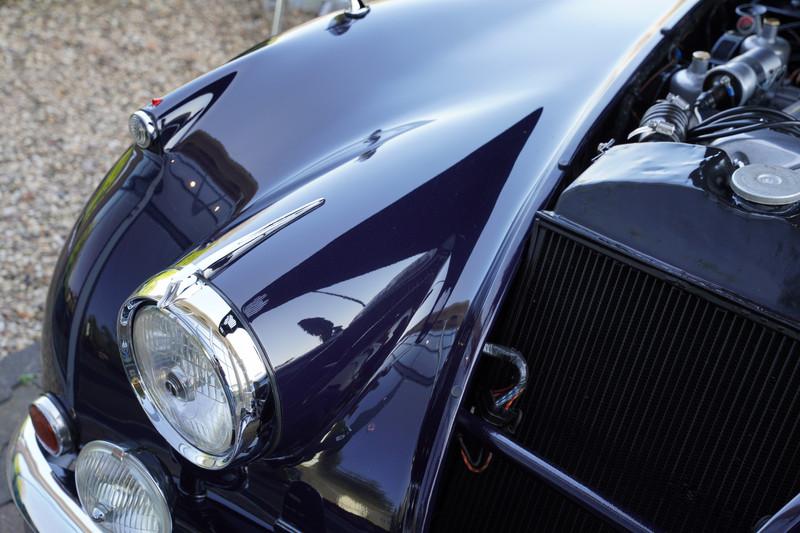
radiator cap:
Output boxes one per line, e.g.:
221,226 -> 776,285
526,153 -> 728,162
731,164 -> 800,205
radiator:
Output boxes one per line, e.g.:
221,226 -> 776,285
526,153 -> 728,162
433,215 -> 800,532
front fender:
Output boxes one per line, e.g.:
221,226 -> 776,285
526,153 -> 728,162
39,0 -> 698,530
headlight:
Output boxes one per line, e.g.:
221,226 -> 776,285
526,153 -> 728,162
75,441 -> 172,533
132,306 -> 235,455
118,271 -> 278,469
118,199 -> 322,468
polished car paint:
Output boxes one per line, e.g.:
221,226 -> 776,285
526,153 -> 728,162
42,0 -> 699,530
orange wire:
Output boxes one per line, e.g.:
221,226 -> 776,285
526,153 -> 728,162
460,448 -> 493,474
490,383 -> 514,396
504,394 -> 520,410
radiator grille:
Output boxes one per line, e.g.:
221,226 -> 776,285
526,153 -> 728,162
433,218 -> 800,532
434,449 -> 615,532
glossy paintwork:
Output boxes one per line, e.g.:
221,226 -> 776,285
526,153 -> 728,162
555,142 -> 800,329
40,0 -> 699,530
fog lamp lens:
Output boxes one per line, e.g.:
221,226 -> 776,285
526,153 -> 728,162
75,441 -> 171,533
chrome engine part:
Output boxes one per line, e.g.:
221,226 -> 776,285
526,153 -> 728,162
710,129 -> 800,168
740,17 -> 791,65
703,46 -> 785,106
730,163 -> 800,205
697,17 -> 789,110
625,5 -> 800,210
670,51 -> 711,103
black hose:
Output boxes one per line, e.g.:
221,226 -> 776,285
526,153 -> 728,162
691,119 -> 768,133
689,120 -> 800,141
699,106 -> 799,125
687,105 -> 800,142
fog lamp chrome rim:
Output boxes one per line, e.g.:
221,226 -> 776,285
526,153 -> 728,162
75,440 -> 172,532
118,270 -> 279,469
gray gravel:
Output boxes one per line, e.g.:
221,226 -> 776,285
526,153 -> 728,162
0,1 -> 311,359
0,344 -> 43,530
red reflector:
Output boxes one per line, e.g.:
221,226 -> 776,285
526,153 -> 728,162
151,97 -> 163,106
29,404 -> 60,455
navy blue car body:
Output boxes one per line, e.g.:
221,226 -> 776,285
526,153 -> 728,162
26,0 -> 800,531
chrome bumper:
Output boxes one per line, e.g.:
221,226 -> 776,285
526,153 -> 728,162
6,415 -> 102,532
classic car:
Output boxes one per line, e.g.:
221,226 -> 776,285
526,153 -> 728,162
9,0 -> 800,530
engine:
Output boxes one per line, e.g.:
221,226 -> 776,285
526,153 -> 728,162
633,5 -> 800,183
558,2 -> 800,326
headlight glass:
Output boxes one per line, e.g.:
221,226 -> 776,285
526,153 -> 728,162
132,306 -> 234,455
75,441 -> 171,533
119,273 -> 276,470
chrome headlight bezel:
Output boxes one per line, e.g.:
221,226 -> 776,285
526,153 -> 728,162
118,269 -> 279,469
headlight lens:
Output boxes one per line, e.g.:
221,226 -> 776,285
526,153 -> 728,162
75,441 -> 171,533
119,273 -> 277,469
132,306 -> 234,455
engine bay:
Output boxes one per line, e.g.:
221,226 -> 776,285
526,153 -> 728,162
614,2 -> 800,201
558,0 -> 800,327
630,4 -> 800,202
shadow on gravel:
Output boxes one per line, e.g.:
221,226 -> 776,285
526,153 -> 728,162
0,344 -> 42,532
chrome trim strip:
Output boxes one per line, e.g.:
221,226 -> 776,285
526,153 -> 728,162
159,197 -> 325,309
193,197 -> 325,277
757,492 -> 800,532
7,416 -> 102,533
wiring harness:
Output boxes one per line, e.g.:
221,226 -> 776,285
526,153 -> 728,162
688,105 -> 800,141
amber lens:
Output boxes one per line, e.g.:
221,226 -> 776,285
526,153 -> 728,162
29,404 -> 59,455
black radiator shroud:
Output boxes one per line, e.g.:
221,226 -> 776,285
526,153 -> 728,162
432,214 -> 800,532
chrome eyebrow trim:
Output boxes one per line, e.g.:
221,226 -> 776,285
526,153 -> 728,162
193,197 -> 325,277
158,197 -> 324,308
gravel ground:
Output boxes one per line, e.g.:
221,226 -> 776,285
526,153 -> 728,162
0,1 -> 310,359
